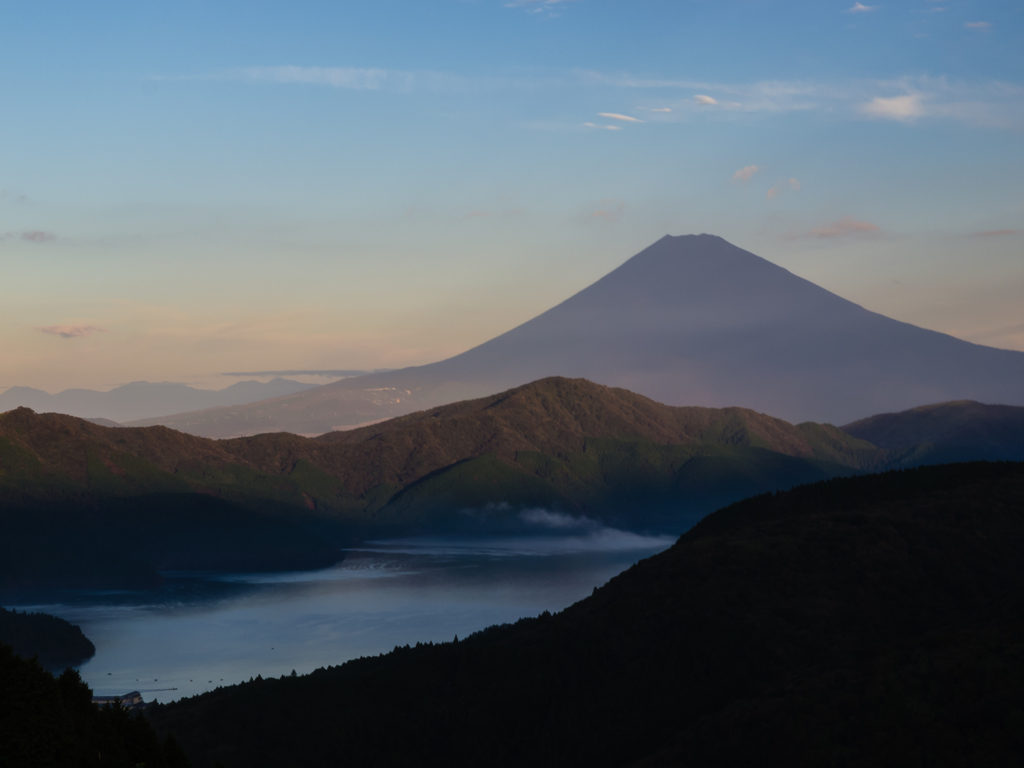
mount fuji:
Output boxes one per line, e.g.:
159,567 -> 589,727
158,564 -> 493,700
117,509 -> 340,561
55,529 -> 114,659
130,235 -> 1024,437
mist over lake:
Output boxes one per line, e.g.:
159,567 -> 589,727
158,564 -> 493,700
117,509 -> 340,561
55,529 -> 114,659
8,530 -> 673,703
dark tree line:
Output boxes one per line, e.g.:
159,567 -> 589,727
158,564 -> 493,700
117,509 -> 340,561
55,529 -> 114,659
0,644 -> 190,768
0,606 -> 96,670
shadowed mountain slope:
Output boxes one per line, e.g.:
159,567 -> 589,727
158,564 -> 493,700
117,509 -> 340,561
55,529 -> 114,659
0,378 -> 316,424
844,400 -> 1024,460
151,461 -> 1024,768
0,378 -> 872,510
4,378 -> 1019,589
131,234 -> 1024,438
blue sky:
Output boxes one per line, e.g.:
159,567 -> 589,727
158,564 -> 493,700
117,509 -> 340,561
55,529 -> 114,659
1,0 -> 1021,391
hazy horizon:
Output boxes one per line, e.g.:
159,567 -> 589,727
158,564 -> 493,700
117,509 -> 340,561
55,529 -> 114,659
1,1 -> 1021,392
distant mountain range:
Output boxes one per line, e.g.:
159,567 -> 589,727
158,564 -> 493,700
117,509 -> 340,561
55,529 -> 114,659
0,378 -> 317,424
3,377 -> 1022,589
126,234 -> 1024,438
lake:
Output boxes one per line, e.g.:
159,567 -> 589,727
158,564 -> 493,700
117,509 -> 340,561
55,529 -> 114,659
9,529 -> 674,703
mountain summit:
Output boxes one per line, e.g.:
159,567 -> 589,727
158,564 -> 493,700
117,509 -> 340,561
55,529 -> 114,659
132,235 -> 1024,437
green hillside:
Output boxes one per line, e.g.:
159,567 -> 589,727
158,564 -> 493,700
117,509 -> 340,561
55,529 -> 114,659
1,377 -> 1009,588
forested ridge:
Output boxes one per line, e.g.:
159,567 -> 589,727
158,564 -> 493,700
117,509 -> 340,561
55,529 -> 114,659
0,644 -> 190,767
7,378 -> 1016,590
152,460 -> 1024,767
0,607 -> 95,670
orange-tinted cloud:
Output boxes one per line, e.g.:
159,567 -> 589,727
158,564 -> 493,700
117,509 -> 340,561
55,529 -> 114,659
590,200 -> 626,223
732,165 -> 761,182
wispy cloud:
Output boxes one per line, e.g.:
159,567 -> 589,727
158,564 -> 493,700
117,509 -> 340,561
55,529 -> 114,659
238,66 -> 389,88
598,112 -> 643,123
577,70 -> 1024,129
846,2 -> 877,13
860,93 -> 926,121
965,21 -> 992,29
2,230 -> 56,242
38,325 -> 105,339
766,178 -> 801,200
733,165 -> 761,182
199,65 -> 1021,130
0,191 -> 28,204
584,122 -> 622,130
466,208 -> 525,219
576,71 -> 823,113
222,369 -> 374,377
971,229 -> 1018,237
860,77 -> 1024,128
806,216 -> 880,238
505,0 -> 580,15
226,66 -> 466,93
590,199 -> 626,222
505,0 -> 579,6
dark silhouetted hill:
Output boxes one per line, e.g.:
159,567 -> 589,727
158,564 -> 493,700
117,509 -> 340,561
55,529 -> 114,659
0,644 -> 191,767
150,461 -> 1024,768
843,400 -> 1024,461
0,607 -> 95,670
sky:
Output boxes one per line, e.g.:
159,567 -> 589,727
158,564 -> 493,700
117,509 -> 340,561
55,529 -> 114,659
1,0 -> 1021,392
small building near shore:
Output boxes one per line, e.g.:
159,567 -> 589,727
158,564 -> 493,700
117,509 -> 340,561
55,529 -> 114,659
92,691 -> 144,709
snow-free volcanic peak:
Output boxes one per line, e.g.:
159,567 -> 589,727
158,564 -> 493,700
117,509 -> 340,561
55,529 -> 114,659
131,235 -> 1024,437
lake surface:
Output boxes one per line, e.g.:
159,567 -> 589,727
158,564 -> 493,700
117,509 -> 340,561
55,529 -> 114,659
9,530 -> 674,703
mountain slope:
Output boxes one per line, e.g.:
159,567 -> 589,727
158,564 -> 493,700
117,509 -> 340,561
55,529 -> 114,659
0,378 -> 875,520
0,377 -> 891,589
134,234 -> 1024,438
0,378 -> 317,423
4,377 -> 1018,589
151,461 -> 1024,768
843,400 -> 1024,460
